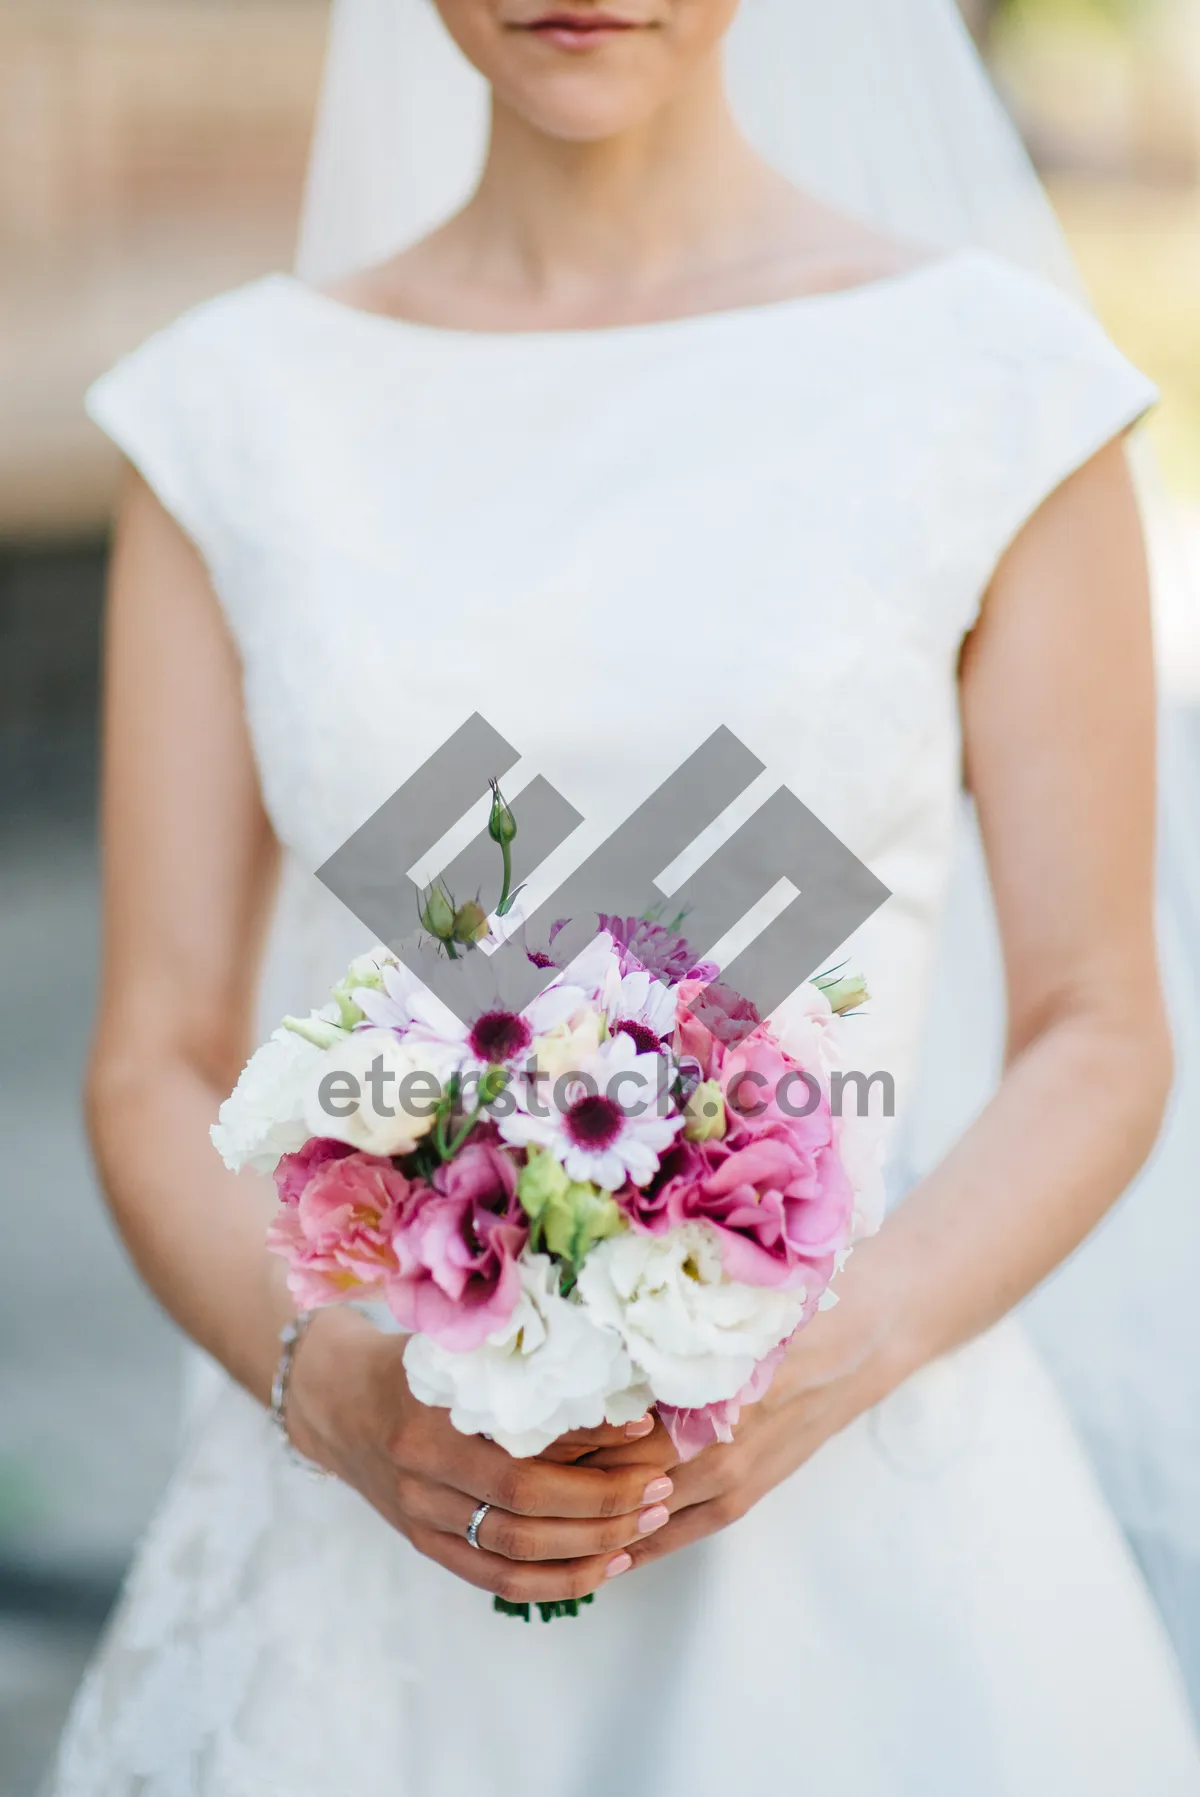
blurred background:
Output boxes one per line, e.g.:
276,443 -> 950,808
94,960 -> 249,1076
1,1 -> 1198,1789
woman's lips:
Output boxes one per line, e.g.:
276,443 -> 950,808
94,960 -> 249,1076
521,13 -> 638,50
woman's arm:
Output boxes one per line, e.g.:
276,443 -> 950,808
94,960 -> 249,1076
89,473 -> 671,1604
597,437 -> 1172,1559
89,471 -> 287,1396
884,435 -> 1168,1355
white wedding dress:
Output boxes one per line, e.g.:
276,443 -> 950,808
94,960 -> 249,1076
52,250 -> 1200,1795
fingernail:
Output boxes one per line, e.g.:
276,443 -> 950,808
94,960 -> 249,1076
638,1504 -> 670,1534
606,1553 -> 633,1579
624,1416 -> 654,1439
642,1477 -> 673,1504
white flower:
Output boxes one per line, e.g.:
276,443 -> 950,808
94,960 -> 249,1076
771,982 -> 848,1083
837,1105 -> 889,1240
210,1027 -> 324,1175
500,1029 -> 682,1191
403,1253 -> 638,1457
527,1007 -> 607,1084
354,960 -> 460,1041
773,980 -> 889,1239
576,1223 -> 807,1410
547,931 -> 623,1003
601,961 -> 677,1053
359,956 -> 607,1089
302,1028 -> 459,1157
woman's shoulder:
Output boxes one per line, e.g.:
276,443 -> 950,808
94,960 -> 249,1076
947,252 -> 1155,433
84,275 -> 313,562
88,274 -> 305,410
903,250 -> 1148,416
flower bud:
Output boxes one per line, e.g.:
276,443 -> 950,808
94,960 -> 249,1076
683,1079 -> 727,1142
488,779 -> 518,845
517,1147 -> 624,1270
477,1066 -> 510,1107
282,1012 -> 350,1051
330,951 -> 390,1029
516,1145 -> 566,1224
420,884 -> 456,942
452,900 -> 490,946
820,973 -> 869,1015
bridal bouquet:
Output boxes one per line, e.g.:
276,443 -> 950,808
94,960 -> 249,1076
212,784 -> 885,1611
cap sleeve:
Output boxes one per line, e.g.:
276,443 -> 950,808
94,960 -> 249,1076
946,257 -> 1158,636
84,280 -> 280,578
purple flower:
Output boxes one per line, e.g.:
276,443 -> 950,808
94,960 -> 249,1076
386,1142 -> 527,1350
466,1009 -> 533,1065
617,1138 -> 706,1233
597,915 -> 698,986
624,1032 -> 856,1297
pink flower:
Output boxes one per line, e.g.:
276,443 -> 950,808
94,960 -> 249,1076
628,1032 -> 856,1297
658,1339 -> 792,1461
266,1149 -> 416,1308
617,1138 -> 706,1234
273,1137 -> 355,1207
673,979 -> 761,1075
597,915 -> 699,986
386,1142 -> 527,1350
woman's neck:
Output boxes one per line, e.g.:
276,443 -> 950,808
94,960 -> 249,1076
462,58 -> 787,299
346,55 -> 918,331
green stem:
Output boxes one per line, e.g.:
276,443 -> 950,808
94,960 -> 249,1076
433,1098 -> 455,1161
444,1107 -> 482,1159
496,837 -> 514,917
492,1593 -> 595,1622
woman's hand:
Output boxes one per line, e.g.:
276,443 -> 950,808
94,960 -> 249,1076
577,1232 -> 921,1573
285,1307 -> 676,1604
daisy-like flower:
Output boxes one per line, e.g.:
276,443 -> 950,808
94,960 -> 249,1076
601,960 -> 677,1057
500,1030 -> 683,1191
353,959 -> 452,1038
354,956 -> 599,1086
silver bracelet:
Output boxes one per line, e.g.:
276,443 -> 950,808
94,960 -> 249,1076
269,1310 -> 331,1477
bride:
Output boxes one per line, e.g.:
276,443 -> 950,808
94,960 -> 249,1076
52,1 -> 1200,1791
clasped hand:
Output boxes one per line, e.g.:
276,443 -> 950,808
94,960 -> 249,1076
287,1256 -> 906,1606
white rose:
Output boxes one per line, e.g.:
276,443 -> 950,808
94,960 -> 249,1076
773,985 -> 891,1241
576,1223 -> 806,1410
403,1253 -> 638,1458
770,983 -> 847,1082
303,1028 -> 458,1157
528,1009 -> 606,1084
837,1105 -> 890,1240
210,1027 -> 324,1175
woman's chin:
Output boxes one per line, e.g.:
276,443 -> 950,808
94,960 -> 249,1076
494,72 -> 673,143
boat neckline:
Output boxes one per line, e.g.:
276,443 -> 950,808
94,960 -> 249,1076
270,250 -> 983,347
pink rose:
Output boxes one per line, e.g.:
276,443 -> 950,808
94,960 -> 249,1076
266,1149 -> 416,1308
386,1142 -> 527,1350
